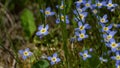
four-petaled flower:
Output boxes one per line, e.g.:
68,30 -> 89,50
83,0 -> 93,9
101,23 -> 112,33
93,0 -> 106,8
106,0 -> 118,11
36,24 -> 49,36
111,51 -> 120,67
103,31 -> 117,42
47,53 -> 61,65
75,30 -> 88,41
106,39 -> 120,52
79,50 -> 92,60
99,14 -> 108,23
75,21 -> 90,31
19,48 -> 32,60
40,7 -> 55,17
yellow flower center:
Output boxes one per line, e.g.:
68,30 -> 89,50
61,16 -> 65,21
79,14 -> 84,20
79,0 -> 82,2
107,35 -> 112,40
45,11 -> 50,15
103,27 -> 108,31
116,55 -> 120,60
60,5 -> 64,9
23,51 -> 29,56
40,28 -> 46,33
79,26 -> 84,30
93,9 -> 97,14
83,54 -> 87,58
96,3 -> 102,6
111,43 -> 117,48
51,57 -> 57,62
118,65 -> 120,68
107,3 -> 113,7
78,9 -> 82,12
100,18 -> 105,23
86,3 -> 90,7
79,33 -> 85,38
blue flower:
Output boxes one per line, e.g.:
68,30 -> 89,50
111,51 -> 120,67
47,53 -> 61,65
99,57 -> 108,63
106,39 -> 120,52
73,7 -> 86,14
75,30 -> 88,41
99,14 -> 108,23
101,24 -> 112,33
75,21 -> 90,31
19,48 -> 32,60
93,0 -> 106,8
79,50 -> 91,60
56,14 -> 69,24
75,0 -> 85,7
74,12 -> 88,22
40,7 -> 55,17
56,1 -> 65,10
89,48 -> 93,52
83,0 -> 93,9
92,9 -> 98,15
106,0 -> 118,11
36,24 -> 49,36
113,24 -> 120,28
103,31 -> 117,42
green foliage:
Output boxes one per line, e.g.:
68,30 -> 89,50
31,60 -> 49,68
20,9 -> 36,39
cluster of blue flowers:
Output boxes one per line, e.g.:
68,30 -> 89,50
18,48 -> 61,65
75,0 -> 118,12
18,0 -> 120,67
74,0 -> 120,67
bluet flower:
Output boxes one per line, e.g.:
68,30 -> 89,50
75,0 -> 85,6
111,51 -> 120,67
56,1 -> 65,10
75,30 -> 88,41
93,0 -> 106,8
106,0 -> 118,11
99,57 -> 108,63
106,39 -> 120,52
75,21 -> 90,31
92,9 -> 98,15
74,12 -> 88,22
19,48 -> 32,60
36,24 -> 49,36
83,0 -> 93,9
73,7 -> 86,14
101,24 -> 112,33
113,24 -> 120,28
79,50 -> 91,60
47,53 -> 61,65
103,31 -> 117,42
40,7 -> 55,17
56,14 -> 69,24
99,14 -> 108,23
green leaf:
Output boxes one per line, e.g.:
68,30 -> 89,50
20,8 -> 36,39
31,60 -> 49,68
